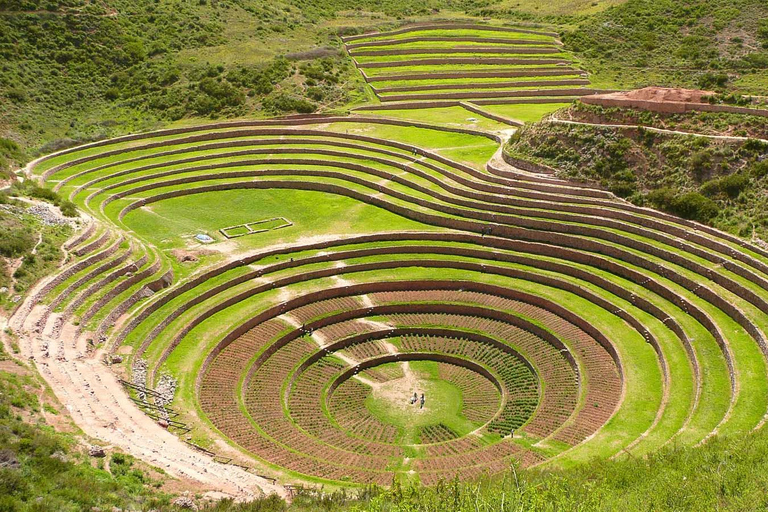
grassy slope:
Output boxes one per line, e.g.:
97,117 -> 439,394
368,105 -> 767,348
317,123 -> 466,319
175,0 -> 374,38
0,349 -> 175,511
559,0 -> 768,94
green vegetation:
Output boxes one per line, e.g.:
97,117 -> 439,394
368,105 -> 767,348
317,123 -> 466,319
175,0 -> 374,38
0,195 -> 72,309
0,138 -> 26,180
562,102 -> 768,138
6,0 -> 768,509
0,0 -> 371,154
560,0 -> 768,94
0,359 -> 173,511
123,188 -> 441,255
5,340 -> 768,512
506,112 -> 768,237
330,426 -> 768,510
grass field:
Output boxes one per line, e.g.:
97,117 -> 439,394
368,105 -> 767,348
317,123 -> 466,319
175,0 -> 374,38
25,107 -> 768,488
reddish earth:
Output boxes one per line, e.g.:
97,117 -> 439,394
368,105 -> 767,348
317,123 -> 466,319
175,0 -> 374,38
582,87 -> 720,114
598,87 -> 716,104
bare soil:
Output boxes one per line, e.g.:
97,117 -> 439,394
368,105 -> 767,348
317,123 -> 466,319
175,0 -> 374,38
593,87 -> 716,104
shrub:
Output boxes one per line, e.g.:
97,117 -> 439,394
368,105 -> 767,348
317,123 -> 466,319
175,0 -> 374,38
0,227 -> 35,258
752,160 -> 768,179
742,52 -> 768,69
59,200 -> 78,217
698,72 -> 729,90
609,181 -> 637,198
759,19 -> 768,47
701,173 -> 750,199
647,188 -> 719,223
5,87 -> 27,103
690,150 -> 713,180
306,86 -> 324,101
262,93 -> 316,114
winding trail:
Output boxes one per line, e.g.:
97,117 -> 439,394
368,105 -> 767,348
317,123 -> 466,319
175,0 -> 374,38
549,118 -> 768,144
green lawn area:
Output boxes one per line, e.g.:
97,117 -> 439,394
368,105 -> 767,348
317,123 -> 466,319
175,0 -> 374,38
363,361 -> 488,445
354,53 -> 571,64
363,63 -> 566,76
349,28 -> 556,44
370,75 -> 584,88
470,102 -> 573,123
362,106 -> 513,133
350,40 -> 557,51
122,188 -> 442,254
376,84 -> 583,96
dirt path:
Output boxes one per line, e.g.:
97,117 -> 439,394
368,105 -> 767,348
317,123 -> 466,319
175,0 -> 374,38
549,118 -> 768,144
5,289 -> 287,501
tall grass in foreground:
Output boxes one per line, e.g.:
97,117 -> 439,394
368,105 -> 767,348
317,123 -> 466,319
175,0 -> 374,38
327,432 -> 768,511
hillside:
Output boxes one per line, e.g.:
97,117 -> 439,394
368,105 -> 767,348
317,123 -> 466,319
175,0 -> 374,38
3,0 -> 768,162
505,102 -> 768,241
560,0 -> 768,93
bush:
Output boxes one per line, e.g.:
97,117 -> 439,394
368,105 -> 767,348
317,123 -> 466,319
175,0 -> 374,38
27,185 -> 58,203
698,72 -> 729,90
0,227 -> 35,258
700,173 -> 750,199
262,93 -> 316,114
59,200 -> 78,217
648,188 -> 719,223
306,86 -> 324,101
759,19 -> 768,47
5,87 -> 27,103
690,150 -> 712,180
752,160 -> 768,179
192,78 -> 245,115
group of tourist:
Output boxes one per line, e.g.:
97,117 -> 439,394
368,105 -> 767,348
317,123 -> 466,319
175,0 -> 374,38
409,392 -> 426,409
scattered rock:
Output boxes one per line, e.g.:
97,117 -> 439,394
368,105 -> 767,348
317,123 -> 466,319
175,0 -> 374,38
155,374 -> 177,409
170,249 -> 214,263
110,355 -> 123,364
89,445 -> 106,458
132,359 -> 148,400
27,204 -> 75,226
50,451 -> 67,462
172,493 -> 198,510
0,449 -> 20,469
157,419 -> 169,429
202,491 -> 235,502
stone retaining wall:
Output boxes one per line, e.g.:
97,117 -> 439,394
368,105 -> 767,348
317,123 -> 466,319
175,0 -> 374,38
40,116 -> 498,178
359,57 -> 568,69
341,23 -> 559,42
581,96 -> 768,118
346,36 -> 549,49
351,47 -> 561,57
120,179 -> 756,385
364,68 -> 582,82
373,79 -> 589,93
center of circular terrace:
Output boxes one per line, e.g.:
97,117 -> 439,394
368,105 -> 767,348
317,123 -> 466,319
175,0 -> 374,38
358,361 -> 500,445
